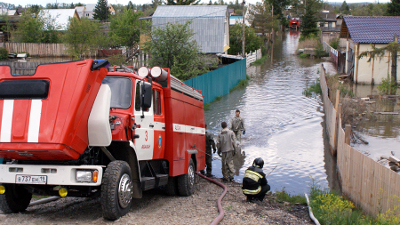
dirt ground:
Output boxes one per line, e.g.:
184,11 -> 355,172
0,175 -> 313,225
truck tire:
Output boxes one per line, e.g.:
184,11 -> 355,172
0,184 -> 32,213
177,158 -> 195,196
166,176 -> 178,196
101,161 -> 133,220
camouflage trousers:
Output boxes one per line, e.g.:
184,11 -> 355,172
205,148 -> 212,175
233,130 -> 241,143
221,151 -> 235,179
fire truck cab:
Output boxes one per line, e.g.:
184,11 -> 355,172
0,60 -> 206,220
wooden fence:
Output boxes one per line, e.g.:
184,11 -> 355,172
246,49 -> 262,67
0,43 -> 68,57
320,64 -> 400,217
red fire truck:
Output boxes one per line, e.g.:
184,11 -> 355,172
0,59 -> 205,220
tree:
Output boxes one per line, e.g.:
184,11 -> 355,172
340,1 -> 349,14
27,4 -> 41,14
300,0 -> 321,39
63,17 -> 104,58
93,0 -> 111,22
109,9 -> 141,48
127,1 -> 134,9
144,21 -> 208,81
249,2 -> 275,37
358,35 -> 400,93
228,23 -> 262,55
12,11 -> 45,43
386,0 -> 400,16
166,0 -> 201,5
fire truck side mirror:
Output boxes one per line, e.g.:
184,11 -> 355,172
141,82 -> 152,110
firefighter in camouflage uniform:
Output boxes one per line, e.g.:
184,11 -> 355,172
229,109 -> 245,143
202,125 -> 216,177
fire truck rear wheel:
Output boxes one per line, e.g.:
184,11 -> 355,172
101,161 -> 133,221
177,158 -> 195,196
0,184 -> 32,213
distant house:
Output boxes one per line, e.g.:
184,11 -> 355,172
317,12 -> 341,43
228,8 -> 235,16
76,4 -> 115,20
40,9 -> 80,31
339,16 -> 400,84
152,5 -> 229,54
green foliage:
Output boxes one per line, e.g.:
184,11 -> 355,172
204,103 -> 210,111
166,0 -> 201,5
252,56 -> 268,66
249,2 -> 274,36
298,53 -> 309,58
352,3 -> 387,16
63,18 -> 104,58
107,54 -> 125,66
314,42 -> 329,58
386,0 -> 400,16
12,11 -> 45,43
93,0 -> 111,21
215,96 -> 222,101
145,21 -> 208,81
340,1 -> 350,14
228,23 -> 262,55
339,84 -> 354,97
303,79 -> 322,97
274,188 -> 307,205
230,75 -> 250,92
378,77 -> 398,95
300,0 -> 322,39
329,38 -> 340,50
0,47 -> 8,60
109,9 -> 141,47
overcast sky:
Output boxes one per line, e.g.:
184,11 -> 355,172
7,0 -> 392,7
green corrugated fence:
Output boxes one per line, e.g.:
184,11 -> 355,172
184,59 -> 246,104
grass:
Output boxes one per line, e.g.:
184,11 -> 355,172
252,56 -> 268,66
226,205 -> 232,211
204,103 -> 210,111
303,79 -> 322,97
274,188 -> 307,205
230,75 -> 250,93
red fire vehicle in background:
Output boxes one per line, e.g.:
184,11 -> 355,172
0,59 -> 205,220
290,17 -> 300,29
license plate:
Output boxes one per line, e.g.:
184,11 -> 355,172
16,175 -> 47,184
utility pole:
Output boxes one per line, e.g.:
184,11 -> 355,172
242,0 -> 245,58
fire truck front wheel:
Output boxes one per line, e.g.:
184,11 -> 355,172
177,158 -> 195,196
101,161 -> 133,220
0,184 -> 32,213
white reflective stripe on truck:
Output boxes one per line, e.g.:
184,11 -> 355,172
0,100 -> 14,142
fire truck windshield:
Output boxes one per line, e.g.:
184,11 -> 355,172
102,76 -> 132,109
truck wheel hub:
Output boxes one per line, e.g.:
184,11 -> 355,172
118,173 -> 133,208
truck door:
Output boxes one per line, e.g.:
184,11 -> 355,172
134,80 -> 154,160
152,87 -> 165,159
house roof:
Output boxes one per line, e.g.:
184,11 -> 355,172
340,16 -> 400,43
318,12 -> 337,22
153,5 -> 227,18
40,9 -> 79,31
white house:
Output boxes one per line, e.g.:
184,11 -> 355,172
40,9 -> 80,31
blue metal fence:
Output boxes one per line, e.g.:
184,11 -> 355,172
184,59 -> 246,104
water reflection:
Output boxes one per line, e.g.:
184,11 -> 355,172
205,32 -> 333,195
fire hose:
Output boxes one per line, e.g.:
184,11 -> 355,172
197,172 -> 228,225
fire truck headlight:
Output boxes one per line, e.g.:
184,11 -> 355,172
76,170 -> 93,183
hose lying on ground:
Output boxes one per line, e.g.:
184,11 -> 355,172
197,172 -> 228,225
29,196 -> 60,207
305,193 -> 320,225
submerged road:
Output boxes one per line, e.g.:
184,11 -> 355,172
206,31 -> 339,195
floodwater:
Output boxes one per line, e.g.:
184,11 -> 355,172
205,31 -> 340,195
350,85 -> 400,162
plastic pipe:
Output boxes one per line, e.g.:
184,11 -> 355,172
197,173 -> 228,225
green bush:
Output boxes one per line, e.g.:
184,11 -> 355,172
274,188 -> 307,205
0,47 -> 8,60
377,77 -> 398,95
303,79 -> 322,97
252,56 -> 268,66
314,42 -> 329,58
299,53 -> 309,58
329,38 -> 340,50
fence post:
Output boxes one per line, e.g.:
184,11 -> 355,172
345,124 -> 351,145
332,101 -> 341,155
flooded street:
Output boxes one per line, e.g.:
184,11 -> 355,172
205,31 -> 337,195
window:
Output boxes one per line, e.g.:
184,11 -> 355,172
153,90 -> 161,115
86,13 -> 89,17
102,76 -> 132,109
